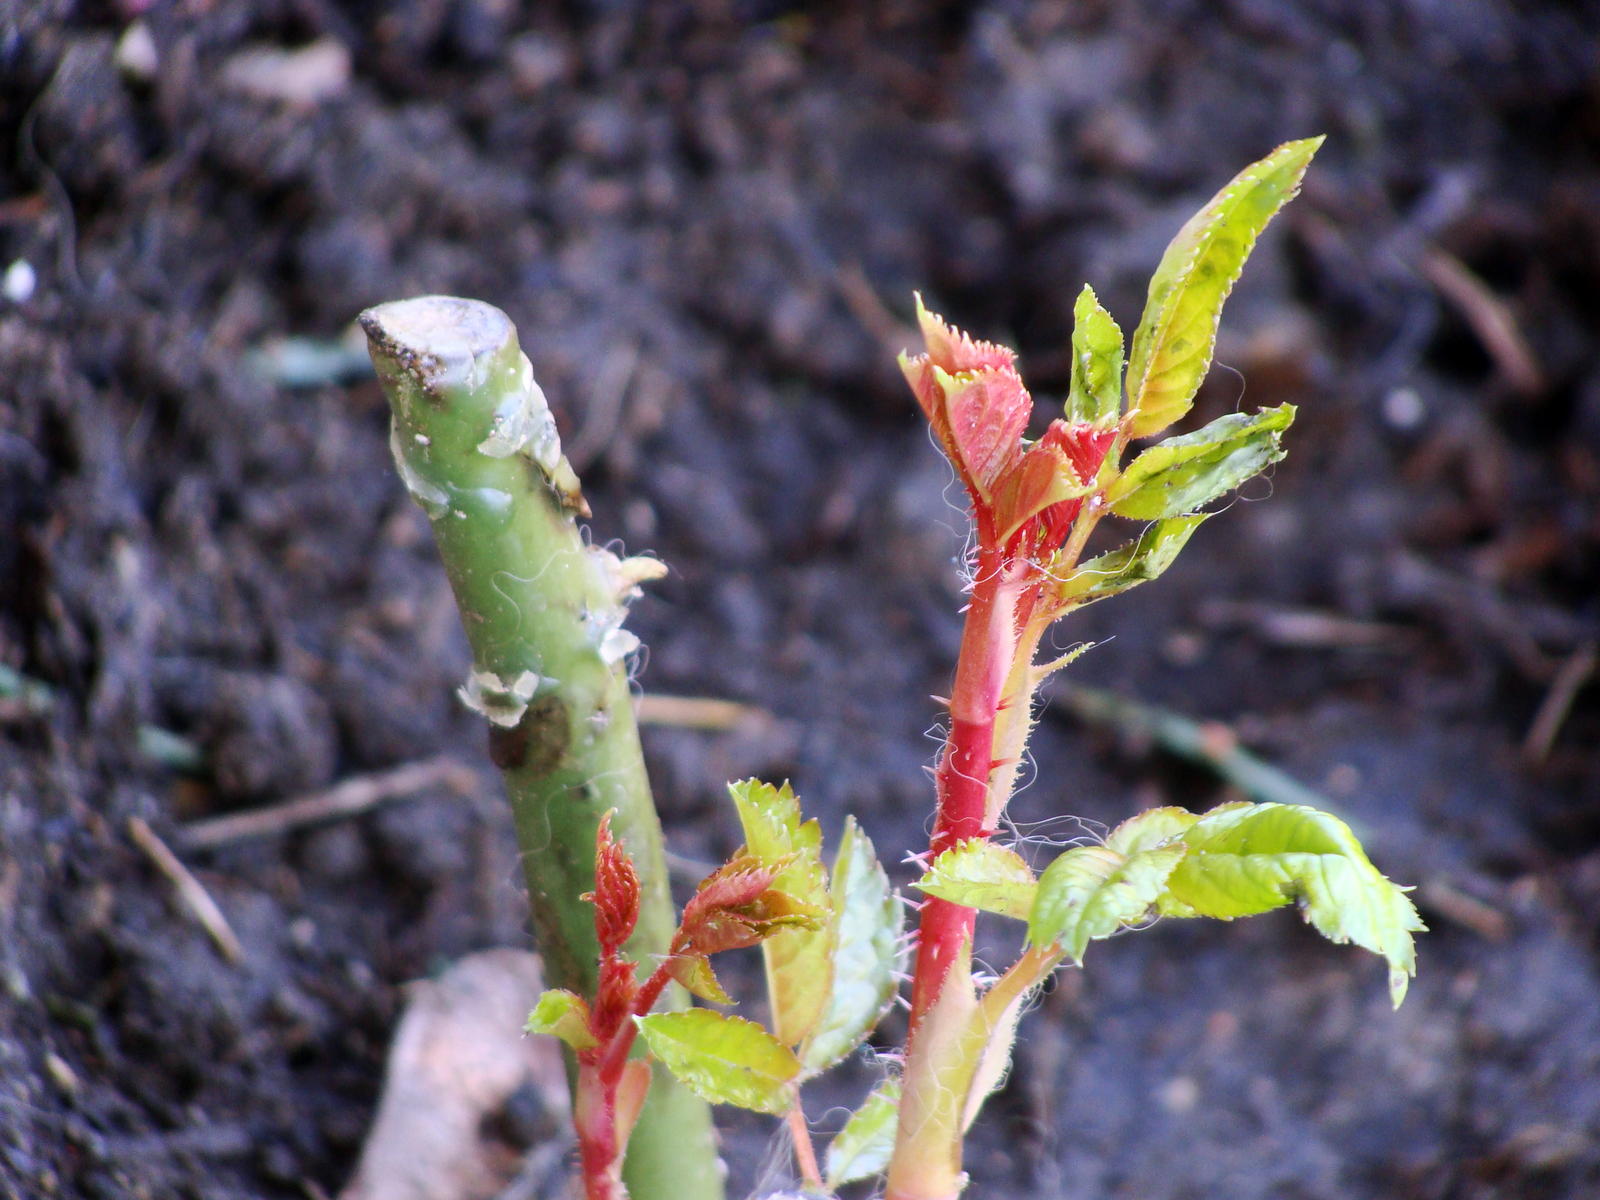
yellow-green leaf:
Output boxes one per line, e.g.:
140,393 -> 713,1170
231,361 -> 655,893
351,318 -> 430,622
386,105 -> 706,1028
914,839 -> 1037,920
667,954 -> 734,1005
524,989 -> 598,1052
1104,806 -> 1202,855
800,818 -> 903,1074
1065,284 -> 1125,425
1027,843 -> 1187,963
824,1077 -> 901,1189
728,779 -> 835,1046
1162,802 -> 1424,1006
635,1009 -> 801,1115
1055,514 -> 1209,604
1126,137 -> 1323,438
1106,405 -> 1295,520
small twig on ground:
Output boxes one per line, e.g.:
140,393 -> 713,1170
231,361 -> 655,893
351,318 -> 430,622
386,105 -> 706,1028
635,693 -> 769,731
1198,600 -> 1413,650
1386,551 -> 1585,681
1418,877 -> 1510,942
127,816 -> 244,964
1419,247 -> 1544,396
181,757 -> 476,849
835,261 -> 917,355
1050,683 -> 1338,814
1522,641 -> 1598,765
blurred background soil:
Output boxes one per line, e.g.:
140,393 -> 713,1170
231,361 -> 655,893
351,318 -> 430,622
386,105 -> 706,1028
3,2 -> 1599,1197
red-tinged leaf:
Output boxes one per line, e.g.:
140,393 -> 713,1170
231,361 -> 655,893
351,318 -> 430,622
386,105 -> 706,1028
900,301 -> 1032,501
675,856 -> 784,958
589,812 -> 640,958
677,889 -> 826,960
900,354 -> 955,455
991,435 -> 1089,546
936,364 -> 1032,498
666,954 -> 735,1005
682,857 -> 782,925
1043,419 -> 1118,486
914,294 -> 1017,374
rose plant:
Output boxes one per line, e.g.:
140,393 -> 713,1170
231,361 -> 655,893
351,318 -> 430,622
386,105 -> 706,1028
362,136 -> 1422,1200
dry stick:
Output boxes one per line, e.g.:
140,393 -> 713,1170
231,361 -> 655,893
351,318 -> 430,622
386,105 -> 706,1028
181,758 -> 476,849
1522,641 -> 1598,765
127,816 -> 244,964
1419,247 -> 1544,396
179,697 -> 761,852
1051,682 -> 1340,813
635,693 -> 769,731
1416,878 -> 1510,943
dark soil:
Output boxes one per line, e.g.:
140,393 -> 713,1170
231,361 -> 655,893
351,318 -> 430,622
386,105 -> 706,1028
4,3 -> 1600,1198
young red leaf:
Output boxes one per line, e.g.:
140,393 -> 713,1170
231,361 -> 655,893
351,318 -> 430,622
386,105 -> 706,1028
901,299 -> 1033,502
678,887 -> 825,959
900,353 -> 961,470
914,293 -> 1017,374
1045,419 -> 1118,486
991,434 -> 1089,547
676,855 -> 787,958
991,420 -> 1117,549
588,812 -> 640,959
936,365 -> 1032,499
681,857 -> 781,927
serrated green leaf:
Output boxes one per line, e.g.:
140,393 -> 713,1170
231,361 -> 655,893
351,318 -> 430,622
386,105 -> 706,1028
914,839 -> 1037,920
1104,806 -> 1202,856
728,779 -> 814,863
1106,405 -> 1295,520
800,818 -> 904,1074
1027,843 -> 1187,962
1065,285 -> 1125,425
728,779 -> 835,1046
1162,802 -> 1424,1007
824,1077 -> 901,1189
524,989 -> 598,1051
1056,514 -> 1209,604
635,1009 -> 801,1115
1126,137 -> 1323,437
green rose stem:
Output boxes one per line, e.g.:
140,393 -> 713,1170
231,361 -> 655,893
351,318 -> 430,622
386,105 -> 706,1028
360,297 -> 722,1200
